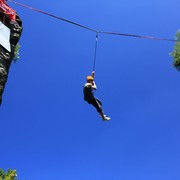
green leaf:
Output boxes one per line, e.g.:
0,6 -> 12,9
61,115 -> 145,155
171,30 -> 180,71
13,43 -> 21,63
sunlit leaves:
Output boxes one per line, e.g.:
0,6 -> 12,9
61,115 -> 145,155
13,43 -> 21,63
171,30 -> 180,71
0,169 -> 17,180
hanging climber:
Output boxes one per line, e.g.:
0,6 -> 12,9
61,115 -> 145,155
83,71 -> 110,121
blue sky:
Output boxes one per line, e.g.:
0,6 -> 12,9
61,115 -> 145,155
1,0 -> 180,179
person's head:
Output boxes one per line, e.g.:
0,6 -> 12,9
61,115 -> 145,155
86,76 -> 94,83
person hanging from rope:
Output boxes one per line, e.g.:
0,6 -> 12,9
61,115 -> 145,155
83,71 -> 110,121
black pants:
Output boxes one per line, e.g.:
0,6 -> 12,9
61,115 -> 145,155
86,97 -> 102,113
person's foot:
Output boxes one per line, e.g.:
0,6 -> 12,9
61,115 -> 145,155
103,116 -> 110,121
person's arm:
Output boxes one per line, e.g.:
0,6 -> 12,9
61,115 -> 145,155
91,71 -> 97,89
92,71 -> 95,79
92,81 -> 97,90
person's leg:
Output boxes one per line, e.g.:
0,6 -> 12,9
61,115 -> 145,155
95,98 -> 102,106
91,98 -> 102,113
99,111 -> 106,120
91,98 -> 110,120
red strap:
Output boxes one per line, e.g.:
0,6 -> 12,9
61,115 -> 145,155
0,0 -> 16,21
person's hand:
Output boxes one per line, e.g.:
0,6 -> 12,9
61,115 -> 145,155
92,71 -> 95,77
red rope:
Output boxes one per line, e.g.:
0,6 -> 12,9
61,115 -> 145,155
7,0 -> 177,42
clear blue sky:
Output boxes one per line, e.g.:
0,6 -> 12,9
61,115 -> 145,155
1,0 -> 180,179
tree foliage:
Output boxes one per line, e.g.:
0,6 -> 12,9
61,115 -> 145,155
13,43 -> 21,63
171,30 -> 180,71
0,169 -> 17,180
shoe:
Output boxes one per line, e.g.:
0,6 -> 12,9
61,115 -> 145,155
103,116 -> 110,121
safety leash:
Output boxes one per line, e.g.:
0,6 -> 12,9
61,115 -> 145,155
93,32 -> 99,71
